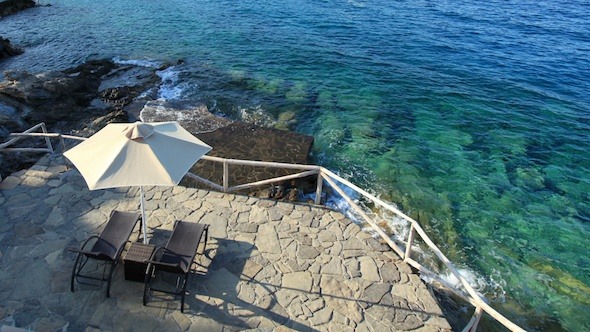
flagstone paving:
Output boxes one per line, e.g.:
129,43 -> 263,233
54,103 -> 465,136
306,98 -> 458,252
0,153 -> 451,331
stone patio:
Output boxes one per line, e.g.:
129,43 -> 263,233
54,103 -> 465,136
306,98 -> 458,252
0,153 -> 451,331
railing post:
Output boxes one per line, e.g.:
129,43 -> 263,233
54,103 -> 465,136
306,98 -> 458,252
463,307 -> 483,332
404,224 -> 415,262
40,123 -> 54,153
59,134 -> 66,152
315,170 -> 323,205
223,160 -> 229,192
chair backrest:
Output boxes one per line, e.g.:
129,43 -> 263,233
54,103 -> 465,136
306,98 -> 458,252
159,221 -> 207,273
92,210 -> 141,260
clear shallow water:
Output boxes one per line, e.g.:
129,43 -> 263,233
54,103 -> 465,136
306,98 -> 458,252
2,0 -> 589,330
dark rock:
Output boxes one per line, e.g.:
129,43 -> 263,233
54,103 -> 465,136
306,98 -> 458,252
193,121 -> 313,169
0,60 -> 160,135
0,0 -> 35,18
0,37 -> 23,60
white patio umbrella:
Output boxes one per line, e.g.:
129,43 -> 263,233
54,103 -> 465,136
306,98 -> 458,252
64,121 -> 212,243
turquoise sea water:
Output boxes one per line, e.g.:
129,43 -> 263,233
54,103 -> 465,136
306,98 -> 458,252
1,0 -> 589,330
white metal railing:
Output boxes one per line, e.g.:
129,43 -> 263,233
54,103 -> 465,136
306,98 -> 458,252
194,159 -> 524,331
0,123 -> 53,153
0,124 -> 525,331
0,122 -> 85,154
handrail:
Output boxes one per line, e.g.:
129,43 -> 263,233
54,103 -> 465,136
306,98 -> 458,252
1,124 -> 87,154
228,169 -> 318,192
0,125 -> 525,331
0,123 -> 53,153
319,168 -> 526,332
201,155 -> 320,171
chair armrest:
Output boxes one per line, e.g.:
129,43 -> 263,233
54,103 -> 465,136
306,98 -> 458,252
67,247 -> 103,257
74,235 -> 100,251
145,260 -> 179,268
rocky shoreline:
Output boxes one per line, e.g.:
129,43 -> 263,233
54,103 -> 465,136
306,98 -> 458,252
0,58 -> 315,201
0,60 -> 161,177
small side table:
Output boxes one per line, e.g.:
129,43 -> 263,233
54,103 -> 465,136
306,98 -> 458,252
123,242 -> 156,282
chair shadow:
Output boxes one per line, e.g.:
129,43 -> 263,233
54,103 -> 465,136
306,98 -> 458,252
148,228 -> 172,247
182,237 -> 318,331
186,238 -> 444,331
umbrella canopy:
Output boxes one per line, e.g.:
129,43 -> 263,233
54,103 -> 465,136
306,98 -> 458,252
64,121 -> 212,243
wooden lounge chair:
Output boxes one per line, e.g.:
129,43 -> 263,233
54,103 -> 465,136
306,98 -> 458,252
143,220 -> 209,312
69,210 -> 141,297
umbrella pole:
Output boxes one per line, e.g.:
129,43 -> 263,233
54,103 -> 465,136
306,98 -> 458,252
140,186 -> 148,244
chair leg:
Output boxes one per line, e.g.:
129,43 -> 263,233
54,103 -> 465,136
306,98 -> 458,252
71,253 -> 84,293
180,273 -> 189,313
105,260 -> 117,298
143,263 -> 153,306
203,226 -> 209,253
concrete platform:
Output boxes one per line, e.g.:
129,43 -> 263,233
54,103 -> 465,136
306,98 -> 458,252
0,153 -> 451,331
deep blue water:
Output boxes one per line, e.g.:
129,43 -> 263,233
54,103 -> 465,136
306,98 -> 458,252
1,0 -> 589,330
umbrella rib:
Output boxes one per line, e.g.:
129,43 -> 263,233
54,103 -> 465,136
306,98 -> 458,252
65,121 -> 211,190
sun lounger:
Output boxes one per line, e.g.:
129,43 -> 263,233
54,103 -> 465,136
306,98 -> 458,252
143,220 -> 209,312
69,210 -> 141,297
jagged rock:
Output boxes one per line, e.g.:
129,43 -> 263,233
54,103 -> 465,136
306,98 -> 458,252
0,59 -> 161,132
0,59 -> 161,178
0,0 -> 35,18
0,0 -> 30,63
0,37 -> 23,60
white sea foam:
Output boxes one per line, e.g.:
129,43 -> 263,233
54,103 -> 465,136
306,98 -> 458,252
347,0 -> 367,8
140,100 -> 195,123
112,57 -> 190,101
443,269 -> 487,292
308,170 -> 507,303
421,266 -> 508,304
112,57 -> 161,68
155,67 -> 192,101
238,105 -> 276,127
